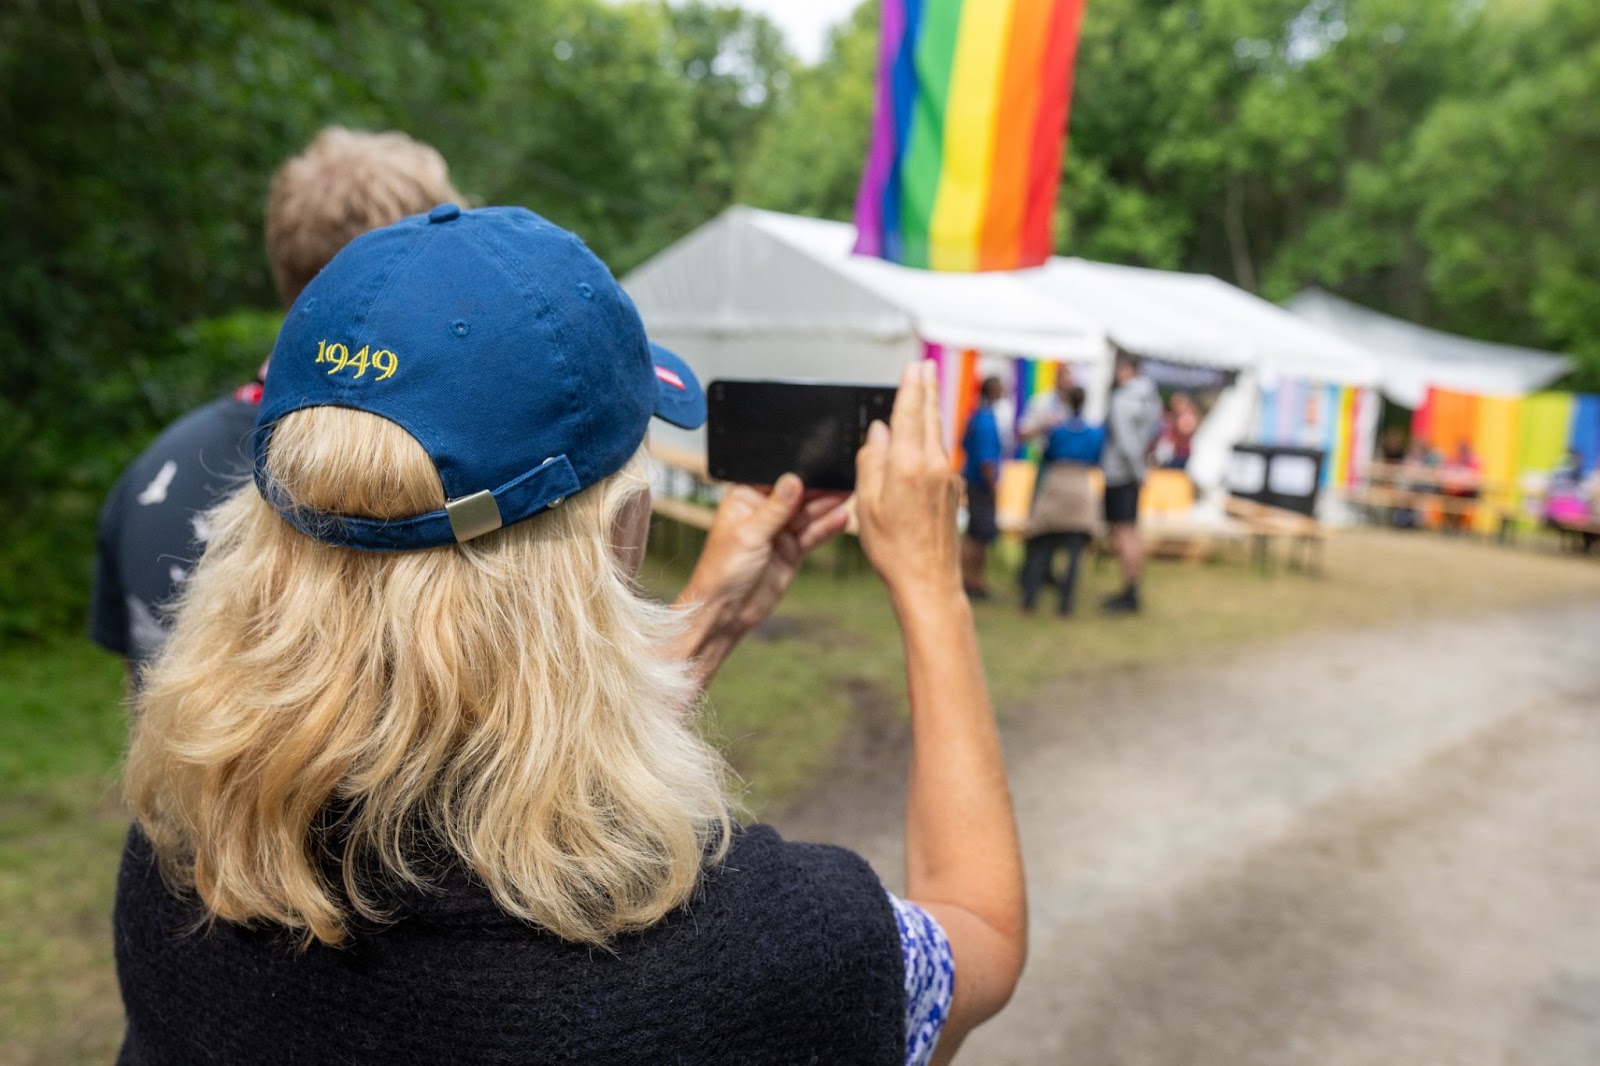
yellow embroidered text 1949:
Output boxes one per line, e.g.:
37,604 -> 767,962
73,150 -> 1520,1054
315,339 -> 397,381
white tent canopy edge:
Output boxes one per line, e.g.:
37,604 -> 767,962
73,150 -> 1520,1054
624,208 -> 1386,512
1287,288 -> 1572,407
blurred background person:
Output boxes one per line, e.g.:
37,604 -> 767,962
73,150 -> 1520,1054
1379,427 -> 1408,465
1550,447 -> 1586,489
1019,386 -> 1103,617
1440,439 -> 1483,534
1544,448 -> 1597,550
960,375 -> 1006,600
1017,366 -> 1077,446
1153,390 -> 1199,471
1100,350 -> 1161,614
89,127 -> 461,683
116,210 -> 1025,1061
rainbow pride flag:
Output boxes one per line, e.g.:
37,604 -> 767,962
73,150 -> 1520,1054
853,0 -> 1088,272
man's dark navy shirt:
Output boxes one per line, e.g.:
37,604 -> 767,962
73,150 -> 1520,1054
90,393 -> 259,673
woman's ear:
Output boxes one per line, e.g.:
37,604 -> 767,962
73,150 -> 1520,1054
611,488 -> 652,580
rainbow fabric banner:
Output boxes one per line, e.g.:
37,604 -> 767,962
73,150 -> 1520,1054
1252,379 -> 1371,487
853,0 -> 1089,272
924,343 -> 980,468
1514,393 -> 1575,476
1410,386 -> 1600,529
1009,355 -> 1065,458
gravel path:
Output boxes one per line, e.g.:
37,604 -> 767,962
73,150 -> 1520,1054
772,599 -> 1600,1065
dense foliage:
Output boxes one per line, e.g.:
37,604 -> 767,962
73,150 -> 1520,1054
0,0 -> 788,640
747,0 -> 1600,376
3,0 -> 1596,641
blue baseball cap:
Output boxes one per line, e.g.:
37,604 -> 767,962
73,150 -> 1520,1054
253,203 -> 704,551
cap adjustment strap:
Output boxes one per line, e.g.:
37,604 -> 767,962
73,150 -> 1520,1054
445,491 -> 503,543
257,450 -> 583,552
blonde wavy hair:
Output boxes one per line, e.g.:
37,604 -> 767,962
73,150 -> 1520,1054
125,407 -> 733,947
265,126 -> 462,306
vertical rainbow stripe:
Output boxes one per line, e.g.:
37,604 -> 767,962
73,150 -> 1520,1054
1010,356 -> 1068,458
853,0 -> 1089,271
1254,380 -> 1370,489
925,343 -> 982,469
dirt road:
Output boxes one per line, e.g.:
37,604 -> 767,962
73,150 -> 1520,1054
772,599 -> 1600,1065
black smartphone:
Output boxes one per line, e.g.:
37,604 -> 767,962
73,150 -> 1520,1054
706,379 -> 898,491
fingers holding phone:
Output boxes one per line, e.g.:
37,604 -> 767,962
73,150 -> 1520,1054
855,362 -> 962,604
701,367 -> 959,603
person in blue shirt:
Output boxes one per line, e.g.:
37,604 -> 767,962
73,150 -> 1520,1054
1020,386 -> 1105,616
960,376 -> 1006,599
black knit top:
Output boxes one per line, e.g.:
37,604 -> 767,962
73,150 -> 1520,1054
113,823 -> 905,1064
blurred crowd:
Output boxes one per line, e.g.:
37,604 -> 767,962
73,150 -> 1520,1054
958,357 -> 1200,616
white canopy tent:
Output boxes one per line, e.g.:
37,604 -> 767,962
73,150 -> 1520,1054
1024,261 -> 1384,501
625,208 -> 1391,511
623,207 -> 1108,454
1286,288 -> 1572,407
1030,260 -> 1383,388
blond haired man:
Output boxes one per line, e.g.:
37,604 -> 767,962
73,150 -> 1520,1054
91,128 -> 462,676
264,127 -> 458,305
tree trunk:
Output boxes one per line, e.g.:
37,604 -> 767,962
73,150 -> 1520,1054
1224,176 -> 1259,294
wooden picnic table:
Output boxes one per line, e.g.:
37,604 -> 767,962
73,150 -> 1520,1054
1348,460 -> 1513,534
1517,480 -> 1600,551
1223,496 -> 1329,575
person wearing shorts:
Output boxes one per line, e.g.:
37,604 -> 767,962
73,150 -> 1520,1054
1100,350 -> 1161,613
1103,481 -> 1140,527
960,376 -> 1005,599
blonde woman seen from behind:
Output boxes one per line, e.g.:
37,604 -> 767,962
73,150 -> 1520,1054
116,206 -> 1024,1065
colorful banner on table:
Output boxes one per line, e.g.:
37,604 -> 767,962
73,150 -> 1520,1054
1410,386 -> 1600,530
853,0 -> 1089,271
1252,380 -> 1372,489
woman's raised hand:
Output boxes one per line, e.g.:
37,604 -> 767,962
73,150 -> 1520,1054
854,361 -> 963,606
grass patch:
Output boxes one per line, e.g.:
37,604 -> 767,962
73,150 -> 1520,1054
0,639 -> 128,1066
4,528 -> 1599,1062
651,529 -> 1600,814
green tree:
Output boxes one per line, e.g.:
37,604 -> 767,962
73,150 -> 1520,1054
740,3 -> 877,219
1402,3 -> 1600,382
0,0 -> 795,641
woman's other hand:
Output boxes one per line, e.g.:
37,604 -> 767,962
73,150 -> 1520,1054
671,476 -> 849,688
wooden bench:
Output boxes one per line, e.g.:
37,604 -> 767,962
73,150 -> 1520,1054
649,493 -> 715,532
1559,523 -> 1600,553
1140,509 -> 1252,563
1546,511 -> 1600,553
1224,497 -> 1329,574
1000,462 -> 1263,564
644,442 -> 718,561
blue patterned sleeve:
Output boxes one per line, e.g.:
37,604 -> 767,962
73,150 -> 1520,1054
885,890 -> 956,1066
